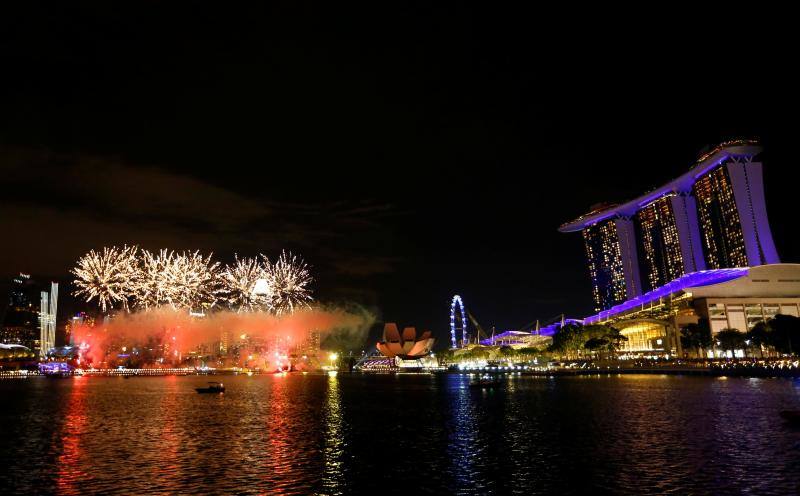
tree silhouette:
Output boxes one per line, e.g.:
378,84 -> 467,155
681,318 -> 712,358
716,328 -> 746,358
768,314 -> 800,355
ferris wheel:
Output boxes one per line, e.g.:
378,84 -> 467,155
450,295 -> 468,348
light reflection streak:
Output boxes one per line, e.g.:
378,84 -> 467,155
446,375 -> 480,491
56,377 -> 90,495
264,374 -> 292,495
155,375 -> 183,487
321,371 -> 344,495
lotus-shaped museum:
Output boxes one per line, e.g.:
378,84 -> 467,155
376,323 -> 434,359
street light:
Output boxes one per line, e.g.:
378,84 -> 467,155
329,352 -> 338,369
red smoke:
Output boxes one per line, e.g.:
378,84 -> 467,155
69,307 -> 373,368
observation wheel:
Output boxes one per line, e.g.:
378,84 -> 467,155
450,295 -> 468,348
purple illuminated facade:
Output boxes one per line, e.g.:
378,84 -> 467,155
582,267 -> 749,324
479,319 -> 583,346
560,140 -> 779,312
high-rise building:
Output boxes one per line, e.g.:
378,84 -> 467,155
693,165 -> 749,269
582,219 -> 640,312
635,196 -> 685,292
1,274 -> 59,357
560,140 -> 779,311
1,274 -> 41,353
39,282 -> 58,358
65,312 -> 94,346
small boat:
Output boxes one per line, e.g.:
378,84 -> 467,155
195,382 -> 225,394
780,410 -> 800,423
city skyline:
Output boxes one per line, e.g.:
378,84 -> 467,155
3,140 -> 796,341
3,5 -> 800,496
2,4 -> 798,339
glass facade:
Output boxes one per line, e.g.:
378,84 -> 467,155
707,301 -> 800,332
617,321 -> 667,352
583,220 -> 628,312
693,165 -> 748,269
635,196 -> 685,292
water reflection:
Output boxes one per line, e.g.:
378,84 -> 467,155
56,377 -> 89,495
4,374 -> 800,495
265,373 -> 294,495
155,376 -> 182,488
445,375 -> 484,494
321,371 -> 344,495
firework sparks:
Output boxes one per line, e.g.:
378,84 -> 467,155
134,249 -> 175,310
71,246 -> 139,312
73,247 -> 314,315
219,255 -> 270,313
165,250 -> 221,311
264,250 -> 314,316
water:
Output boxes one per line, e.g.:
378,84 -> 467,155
2,373 -> 800,495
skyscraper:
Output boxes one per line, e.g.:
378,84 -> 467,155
1,274 -> 41,353
560,140 -> 779,311
582,218 -> 640,312
39,282 -> 58,358
635,196 -> 685,292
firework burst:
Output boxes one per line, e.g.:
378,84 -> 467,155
166,250 -> 221,311
71,246 -> 139,312
72,247 -> 313,315
263,250 -> 314,316
219,255 -> 270,313
134,249 -> 175,310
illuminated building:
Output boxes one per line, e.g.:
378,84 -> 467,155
39,282 -> 58,358
693,166 -> 748,268
376,323 -> 434,359
1,274 -> 41,354
298,330 -> 321,357
65,312 -> 94,346
1,275 -> 58,357
219,329 -> 230,354
561,140 -> 779,311
478,331 -> 552,348
479,317 -> 581,346
582,219 -> 640,312
635,196 -> 685,292
0,343 -> 35,363
582,264 -> 800,356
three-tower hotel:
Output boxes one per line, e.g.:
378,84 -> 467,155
560,140 -> 800,356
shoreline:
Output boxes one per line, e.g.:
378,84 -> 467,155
5,365 -> 800,379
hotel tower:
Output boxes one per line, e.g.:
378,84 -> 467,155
560,140 -> 779,313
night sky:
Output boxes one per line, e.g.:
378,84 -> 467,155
1,4 -> 797,344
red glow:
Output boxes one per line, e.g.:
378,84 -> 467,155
68,307 -> 371,368
57,377 -> 90,494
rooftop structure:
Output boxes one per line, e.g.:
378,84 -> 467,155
376,323 -> 434,359
478,318 -> 583,347
478,331 -> 552,348
560,140 -> 779,312
0,343 -> 35,362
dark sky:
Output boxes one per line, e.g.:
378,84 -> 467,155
1,4 -> 798,344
